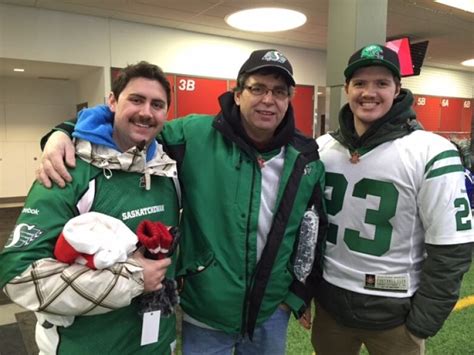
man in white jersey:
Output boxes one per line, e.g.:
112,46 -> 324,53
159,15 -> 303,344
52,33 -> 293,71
306,44 -> 474,354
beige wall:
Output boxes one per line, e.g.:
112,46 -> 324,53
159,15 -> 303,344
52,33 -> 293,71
77,68 -> 106,107
0,3 -> 328,93
0,77 -> 77,197
0,4 -> 110,67
403,66 -> 474,98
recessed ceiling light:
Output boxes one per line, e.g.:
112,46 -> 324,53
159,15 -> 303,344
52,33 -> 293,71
435,0 -> 474,13
13,68 -> 25,72
461,59 -> 474,67
225,7 -> 307,32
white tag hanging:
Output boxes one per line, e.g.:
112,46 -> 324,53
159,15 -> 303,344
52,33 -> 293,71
140,310 -> 161,346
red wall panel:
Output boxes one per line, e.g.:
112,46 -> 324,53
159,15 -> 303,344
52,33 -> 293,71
439,97 -> 463,132
292,85 -> 314,137
412,95 -> 472,137
173,77 -> 315,138
176,76 -> 227,118
412,95 -> 440,131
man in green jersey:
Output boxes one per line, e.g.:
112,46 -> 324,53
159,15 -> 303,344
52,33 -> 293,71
0,61 -> 180,354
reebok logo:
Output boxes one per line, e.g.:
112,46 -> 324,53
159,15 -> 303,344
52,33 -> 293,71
22,207 -> 40,215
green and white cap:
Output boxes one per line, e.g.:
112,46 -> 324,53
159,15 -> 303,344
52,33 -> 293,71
344,44 -> 401,80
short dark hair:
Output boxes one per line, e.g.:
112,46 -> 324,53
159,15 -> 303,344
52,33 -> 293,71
111,61 -> 171,111
234,67 -> 295,96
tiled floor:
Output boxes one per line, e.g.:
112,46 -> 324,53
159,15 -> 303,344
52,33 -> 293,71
0,323 -> 29,355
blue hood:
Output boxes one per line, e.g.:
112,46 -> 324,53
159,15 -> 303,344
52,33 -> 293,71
72,104 -> 157,161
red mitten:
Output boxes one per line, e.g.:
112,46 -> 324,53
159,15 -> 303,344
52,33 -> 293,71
136,221 -> 174,259
54,233 -> 96,268
55,232 -> 82,264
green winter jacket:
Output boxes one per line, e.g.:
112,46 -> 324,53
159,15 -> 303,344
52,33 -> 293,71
0,144 -> 180,354
162,92 -> 326,334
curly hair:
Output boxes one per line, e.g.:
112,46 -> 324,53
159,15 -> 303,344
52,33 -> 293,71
112,61 -> 171,111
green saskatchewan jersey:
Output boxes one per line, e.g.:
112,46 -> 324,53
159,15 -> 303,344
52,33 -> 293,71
317,130 -> 474,298
0,148 -> 180,355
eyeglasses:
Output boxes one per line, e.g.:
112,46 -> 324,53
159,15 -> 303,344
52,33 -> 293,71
244,85 -> 290,100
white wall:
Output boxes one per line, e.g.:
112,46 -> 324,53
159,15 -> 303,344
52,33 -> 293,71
0,77 -> 77,197
1,78 -> 77,140
403,66 -> 474,98
109,19 -> 327,87
77,67 -> 106,107
0,4 -> 110,67
0,4 -> 327,93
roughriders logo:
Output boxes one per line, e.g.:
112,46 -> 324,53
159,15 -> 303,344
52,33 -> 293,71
5,224 -> 43,248
361,45 -> 384,60
262,50 -> 288,64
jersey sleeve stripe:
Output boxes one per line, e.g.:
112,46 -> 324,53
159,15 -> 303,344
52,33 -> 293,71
424,150 -> 460,174
426,164 -> 464,179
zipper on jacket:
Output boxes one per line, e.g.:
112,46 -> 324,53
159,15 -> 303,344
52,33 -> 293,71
240,160 -> 256,336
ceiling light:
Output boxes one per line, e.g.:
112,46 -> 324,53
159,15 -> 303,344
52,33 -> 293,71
461,59 -> 474,67
13,68 -> 25,72
225,8 -> 306,32
435,0 -> 474,13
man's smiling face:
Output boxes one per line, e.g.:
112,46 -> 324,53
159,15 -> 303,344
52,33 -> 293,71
234,73 -> 290,144
345,66 -> 401,136
108,77 -> 168,151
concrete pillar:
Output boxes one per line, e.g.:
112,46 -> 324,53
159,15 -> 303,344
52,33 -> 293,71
325,0 -> 388,131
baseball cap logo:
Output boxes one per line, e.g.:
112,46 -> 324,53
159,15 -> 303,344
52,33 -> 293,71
262,50 -> 288,64
360,45 -> 384,60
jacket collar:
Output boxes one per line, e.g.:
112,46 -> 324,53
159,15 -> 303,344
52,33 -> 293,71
75,138 -> 177,190
212,92 -> 296,154
330,88 -> 423,150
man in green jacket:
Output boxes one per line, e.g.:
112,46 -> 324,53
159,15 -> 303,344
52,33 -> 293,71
0,62 -> 180,354
37,49 -> 327,354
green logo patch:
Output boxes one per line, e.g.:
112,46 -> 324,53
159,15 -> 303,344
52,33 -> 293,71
5,223 -> 43,248
361,45 -> 384,60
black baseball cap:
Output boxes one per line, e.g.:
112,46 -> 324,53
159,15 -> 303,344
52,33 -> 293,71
238,49 -> 295,86
344,44 -> 401,80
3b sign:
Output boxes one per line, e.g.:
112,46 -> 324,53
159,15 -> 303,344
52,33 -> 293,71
178,79 -> 195,91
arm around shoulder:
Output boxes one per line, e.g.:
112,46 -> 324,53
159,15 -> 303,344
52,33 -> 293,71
37,130 -> 76,188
